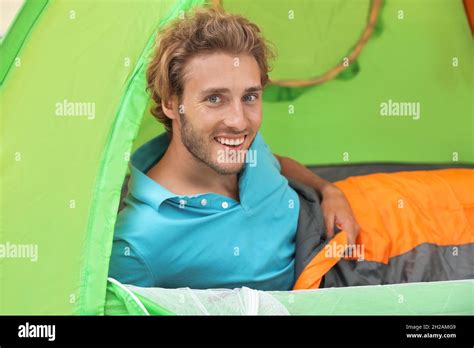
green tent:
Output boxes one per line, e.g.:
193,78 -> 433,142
0,0 -> 472,315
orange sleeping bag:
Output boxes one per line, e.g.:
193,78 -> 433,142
294,169 -> 474,289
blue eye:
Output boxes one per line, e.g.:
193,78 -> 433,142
207,95 -> 221,104
243,94 -> 258,102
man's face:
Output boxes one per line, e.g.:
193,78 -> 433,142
174,52 -> 262,175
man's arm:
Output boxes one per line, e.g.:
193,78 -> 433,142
274,154 -> 360,245
274,154 -> 332,198
109,239 -> 155,287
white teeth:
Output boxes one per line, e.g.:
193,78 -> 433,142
216,137 -> 245,146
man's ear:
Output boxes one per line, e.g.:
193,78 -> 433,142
162,96 -> 179,120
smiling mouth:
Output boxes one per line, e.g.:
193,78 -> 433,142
214,135 -> 247,150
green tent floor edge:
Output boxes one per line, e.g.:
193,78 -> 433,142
104,278 -> 474,315
106,278 -> 174,316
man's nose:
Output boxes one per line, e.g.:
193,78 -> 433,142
223,100 -> 247,130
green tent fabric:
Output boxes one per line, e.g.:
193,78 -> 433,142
0,0 -> 472,315
104,279 -> 474,315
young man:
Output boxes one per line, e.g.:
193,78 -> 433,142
109,7 -> 359,290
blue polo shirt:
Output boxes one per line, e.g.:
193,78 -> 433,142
108,132 -> 299,290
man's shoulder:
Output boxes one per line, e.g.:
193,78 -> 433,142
251,131 -> 281,172
114,195 -> 159,238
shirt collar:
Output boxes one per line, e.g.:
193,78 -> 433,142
128,131 -> 271,211
128,133 -> 176,211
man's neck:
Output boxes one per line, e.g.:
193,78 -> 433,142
146,135 -> 240,201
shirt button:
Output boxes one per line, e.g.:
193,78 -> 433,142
221,201 -> 229,209
200,198 -> 208,206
